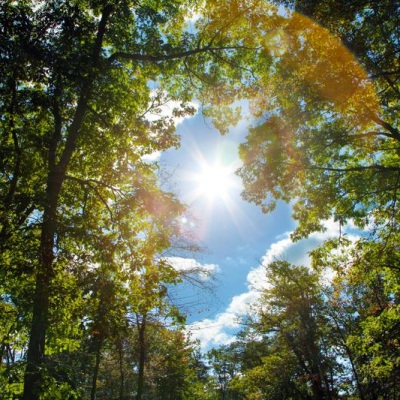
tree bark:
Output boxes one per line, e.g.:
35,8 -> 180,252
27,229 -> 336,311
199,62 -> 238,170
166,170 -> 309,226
22,170 -> 62,400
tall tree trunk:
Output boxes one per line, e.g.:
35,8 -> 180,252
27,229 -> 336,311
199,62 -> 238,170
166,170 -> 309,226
136,314 -> 147,400
22,173 -> 62,400
310,371 -> 325,400
90,335 -> 104,400
22,6 -> 113,399
118,336 -> 125,400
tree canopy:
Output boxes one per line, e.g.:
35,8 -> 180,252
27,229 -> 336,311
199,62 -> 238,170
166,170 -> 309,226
1,0 -> 400,398
238,0 -> 400,240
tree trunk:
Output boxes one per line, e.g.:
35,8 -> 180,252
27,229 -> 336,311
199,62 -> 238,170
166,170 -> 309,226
310,372 -> 325,400
22,172 -> 61,400
136,314 -> 147,400
118,336 -> 125,400
90,335 -> 104,400
21,5 -> 113,398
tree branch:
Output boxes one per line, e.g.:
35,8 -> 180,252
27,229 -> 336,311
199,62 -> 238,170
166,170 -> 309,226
57,4 -> 114,174
108,45 -> 256,64
65,174 -> 125,195
65,175 -> 115,220
369,68 -> 400,79
6,77 -> 21,208
367,113 -> 400,141
308,164 -> 400,173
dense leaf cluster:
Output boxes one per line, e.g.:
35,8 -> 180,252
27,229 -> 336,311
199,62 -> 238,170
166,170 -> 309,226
216,1 -> 400,399
0,0 -> 239,398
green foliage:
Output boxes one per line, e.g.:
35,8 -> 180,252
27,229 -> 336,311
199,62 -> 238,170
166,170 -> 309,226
256,261 -> 339,398
238,0 -> 400,240
1,0 -> 400,398
88,324 -> 207,400
233,2 -> 400,397
2,0 -> 272,396
315,236 -> 400,398
0,0 -> 235,397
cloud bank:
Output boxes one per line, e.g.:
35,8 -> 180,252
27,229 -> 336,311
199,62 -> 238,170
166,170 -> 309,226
186,219 -> 360,350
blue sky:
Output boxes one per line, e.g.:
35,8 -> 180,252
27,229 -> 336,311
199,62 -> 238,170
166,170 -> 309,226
152,108 -> 358,350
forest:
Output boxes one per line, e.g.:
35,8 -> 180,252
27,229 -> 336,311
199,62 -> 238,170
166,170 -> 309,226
0,0 -> 399,399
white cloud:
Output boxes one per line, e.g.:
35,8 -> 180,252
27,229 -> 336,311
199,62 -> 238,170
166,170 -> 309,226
186,219 -> 363,351
140,92 -> 199,163
226,291 -> 260,315
188,321 -> 235,349
309,218 -> 343,241
246,232 -> 293,291
186,291 -> 260,350
146,91 -> 199,126
166,257 -> 220,280
261,231 -> 293,265
141,150 -> 162,162
248,219 -> 360,291
187,312 -> 240,350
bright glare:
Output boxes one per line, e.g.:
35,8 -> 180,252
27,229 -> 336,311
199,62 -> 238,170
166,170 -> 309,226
181,150 -> 248,237
193,162 -> 237,201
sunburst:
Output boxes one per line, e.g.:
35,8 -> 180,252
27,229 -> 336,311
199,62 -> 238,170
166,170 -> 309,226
192,161 -> 238,202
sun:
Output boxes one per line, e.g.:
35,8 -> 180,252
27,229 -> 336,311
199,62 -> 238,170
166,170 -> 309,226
178,145 -> 249,237
179,138 -> 243,214
192,161 -> 239,202
194,163 -> 234,200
